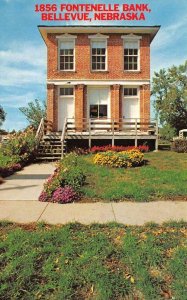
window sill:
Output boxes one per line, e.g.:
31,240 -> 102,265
124,70 -> 141,73
58,70 -> 76,73
91,70 -> 109,73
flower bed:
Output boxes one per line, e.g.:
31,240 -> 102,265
0,127 -> 37,177
39,153 -> 86,204
90,145 -> 149,154
93,149 -> 144,168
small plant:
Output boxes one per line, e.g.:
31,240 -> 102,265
63,167 -> 86,191
52,186 -> 78,204
93,149 -> 144,168
171,139 -> 187,153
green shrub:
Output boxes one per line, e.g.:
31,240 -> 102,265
0,127 -> 36,159
63,167 -> 86,191
171,139 -> 187,153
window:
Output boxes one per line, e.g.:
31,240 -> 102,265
90,104 -> 107,118
91,40 -> 106,71
60,87 -> 74,96
59,40 -> 74,71
124,41 -> 139,71
124,88 -> 138,96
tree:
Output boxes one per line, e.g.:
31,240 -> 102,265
152,61 -> 187,134
19,99 -> 46,129
0,105 -> 6,127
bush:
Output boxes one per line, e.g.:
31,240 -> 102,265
63,167 -> 86,191
39,153 -> 86,203
90,145 -> 149,153
52,186 -> 78,204
0,127 -> 37,177
171,139 -> 187,153
1,127 -> 36,159
93,149 -> 144,168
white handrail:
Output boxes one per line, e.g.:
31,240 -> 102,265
36,118 -> 44,139
61,118 -> 67,158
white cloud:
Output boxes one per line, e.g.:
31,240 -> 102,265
0,92 -> 38,108
0,43 -> 46,87
152,17 -> 187,50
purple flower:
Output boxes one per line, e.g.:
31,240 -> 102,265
39,191 -> 50,202
52,186 -> 77,204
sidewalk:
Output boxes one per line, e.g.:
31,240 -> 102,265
0,201 -> 187,225
0,163 -> 55,200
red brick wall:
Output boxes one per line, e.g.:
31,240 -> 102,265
46,33 -> 150,80
46,32 -> 151,131
47,84 -> 58,131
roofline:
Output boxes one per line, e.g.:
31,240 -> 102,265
38,25 -> 160,44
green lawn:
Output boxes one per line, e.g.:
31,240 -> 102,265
0,222 -> 186,300
78,151 -> 187,202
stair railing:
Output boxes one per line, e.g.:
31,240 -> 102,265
35,118 -> 44,147
61,118 -> 67,158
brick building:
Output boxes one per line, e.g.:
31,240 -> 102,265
38,26 -> 160,152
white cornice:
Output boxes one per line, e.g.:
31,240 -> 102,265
47,79 -> 150,86
121,33 -> 142,40
88,33 -> 109,39
56,33 -> 77,39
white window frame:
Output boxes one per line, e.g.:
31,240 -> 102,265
121,34 -> 142,72
56,34 -> 77,72
59,86 -> 74,98
87,86 -> 110,119
88,34 -> 109,72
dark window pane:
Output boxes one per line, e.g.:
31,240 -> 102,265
90,105 -> 98,118
124,63 -> 129,70
92,63 -> 96,70
129,64 -> 133,70
92,48 -> 96,55
99,105 -> 107,118
92,56 -> 96,63
129,49 -> 133,55
134,64 -> 138,70
124,49 -> 128,55
124,88 -> 128,95
134,49 -> 138,55
133,88 -> 137,95
134,57 -> 138,63
101,48 -> 106,55
101,63 -> 105,70
101,56 -> 105,63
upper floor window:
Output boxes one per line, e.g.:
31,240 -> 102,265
59,40 -> 74,71
124,41 -> 139,71
91,40 -> 106,71
89,34 -> 109,72
122,34 -> 141,72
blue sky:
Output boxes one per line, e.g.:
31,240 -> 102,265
0,0 -> 186,131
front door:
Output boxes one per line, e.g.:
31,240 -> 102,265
123,87 -> 140,129
123,98 -> 139,120
58,97 -> 74,131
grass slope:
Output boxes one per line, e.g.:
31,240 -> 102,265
78,151 -> 187,202
0,221 -> 186,299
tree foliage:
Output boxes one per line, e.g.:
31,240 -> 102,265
152,61 -> 187,133
0,105 -> 6,127
19,99 -> 46,129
